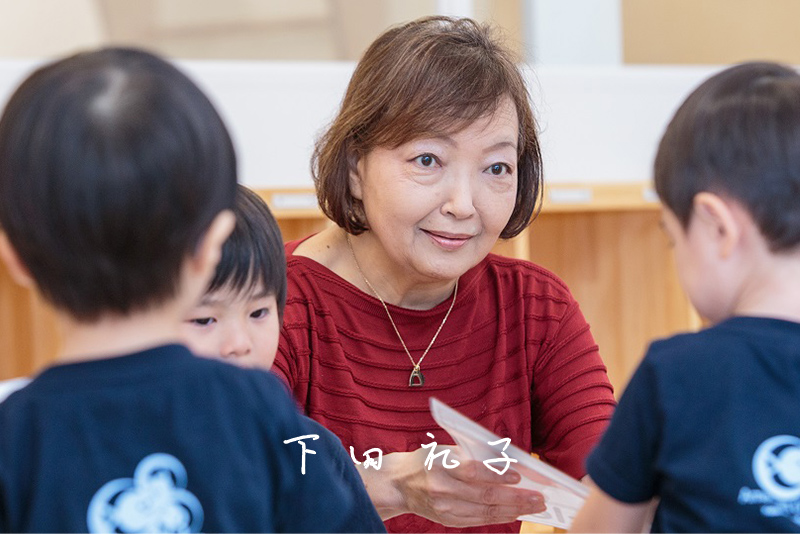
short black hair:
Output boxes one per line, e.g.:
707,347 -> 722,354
207,185 -> 287,318
0,47 -> 237,321
655,61 -> 800,251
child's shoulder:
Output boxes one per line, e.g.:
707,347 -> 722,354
4,345 -> 293,415
0,377 -> 32,404
187,351 -> 296,408
646,315 -> 800,370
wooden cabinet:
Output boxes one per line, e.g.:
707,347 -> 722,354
0,265 -> 59,379
0,183 -> 698,395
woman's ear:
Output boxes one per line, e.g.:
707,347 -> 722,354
348,151 -> 364,200
0,232 -> 35,288
692,192 -> 741,258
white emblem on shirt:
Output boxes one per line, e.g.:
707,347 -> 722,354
738,435 -> 800,526
87,453 -> 204,533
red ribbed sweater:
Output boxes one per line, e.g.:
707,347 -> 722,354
274,240 -> 616,533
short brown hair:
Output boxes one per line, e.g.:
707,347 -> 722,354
312,16 -> 542,238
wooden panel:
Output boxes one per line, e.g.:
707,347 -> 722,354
526,210 -> 694,394
0,264 -> 59,379
277,217 -> 333,242
623,0 -> 800,65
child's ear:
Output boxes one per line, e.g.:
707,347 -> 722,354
190,210 -> 236,279
693,192 -> 740,258
348,151 -> 364,201
0,232 -> 35,288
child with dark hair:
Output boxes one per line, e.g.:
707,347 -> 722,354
181,184 -> 385,531
0,48 -> 379,533
571,61 -> 800,532
182,185 -> 287,370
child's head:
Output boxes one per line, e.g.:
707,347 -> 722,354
181,185 -> 286,369
0,48 -> 237,322
655,61 -> 800,320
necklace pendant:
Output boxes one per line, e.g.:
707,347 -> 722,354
409,366 -> 425,387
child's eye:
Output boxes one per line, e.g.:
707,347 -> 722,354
250,308 -> 270,319
190,317 -> 216,326
413,154 -> 439,168
486,163 -> 512,176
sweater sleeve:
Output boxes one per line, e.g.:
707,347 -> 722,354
273,246 -> 306,394
273,265 -> 310,397
274,331 -> 297,390
529,298 -> 616,479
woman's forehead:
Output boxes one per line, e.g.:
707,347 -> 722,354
388,99 -> 519,149
381,97 -> 519,145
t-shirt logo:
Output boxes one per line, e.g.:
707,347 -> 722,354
738,435 -> 800,526
86,453 -> 204,533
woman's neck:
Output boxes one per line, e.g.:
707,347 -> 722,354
295,227 -> 458,310
346,230 -> 458,309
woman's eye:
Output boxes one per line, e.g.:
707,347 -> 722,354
487,163 -> 511,176
250,308 -> 269,319
190,317 -> 215,326
414,154 -> 437,167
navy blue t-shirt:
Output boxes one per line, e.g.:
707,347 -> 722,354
300,416 -> 384,529
0,344 -> 384,533
587,317 -> 800,532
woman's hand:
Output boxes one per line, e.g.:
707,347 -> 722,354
359,446 -> 547,527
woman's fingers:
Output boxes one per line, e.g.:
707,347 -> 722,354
442,475 -> 545,510
428,487 -> 547,527
424,461 -> 547,526
447,458 -> 523,485
391,447 -> 548,527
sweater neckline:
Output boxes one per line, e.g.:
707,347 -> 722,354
286,237 -> 487,316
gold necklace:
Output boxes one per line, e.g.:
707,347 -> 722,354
346,234 -> 458,387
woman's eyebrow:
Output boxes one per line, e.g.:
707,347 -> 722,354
483,140 -> 518,153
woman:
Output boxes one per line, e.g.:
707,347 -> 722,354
274,16 -> 616,533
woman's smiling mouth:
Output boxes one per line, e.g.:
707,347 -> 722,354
423,229 -> 474,251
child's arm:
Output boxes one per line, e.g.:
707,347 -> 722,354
570,478 -> 653,533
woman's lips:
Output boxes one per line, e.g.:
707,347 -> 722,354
423,229 -> 473,251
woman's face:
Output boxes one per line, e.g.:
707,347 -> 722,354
350,96 -> 519,285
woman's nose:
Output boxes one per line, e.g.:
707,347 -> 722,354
440,171 -> 477,219
220,323 -> 251,358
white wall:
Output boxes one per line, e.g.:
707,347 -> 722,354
526,0 -> 622,65
0,60 -> 721,188
0,0 -> 105,58
526,65 -> 719,183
